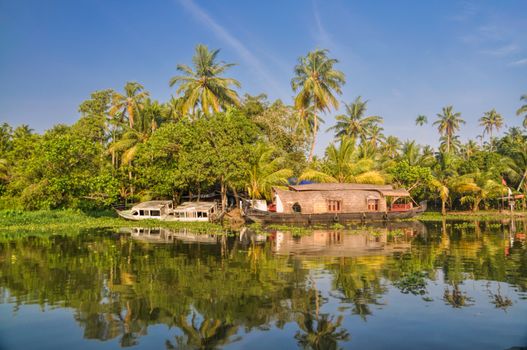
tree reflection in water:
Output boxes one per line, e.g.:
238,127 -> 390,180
0,220 -> 525,348
443,282 -> 474,308
295,313 -> 349,350
166,313 -> 240,350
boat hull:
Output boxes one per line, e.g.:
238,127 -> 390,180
245,201 -> 427,225
116,210 -> 209,222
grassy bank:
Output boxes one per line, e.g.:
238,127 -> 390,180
419,210 -> 527,222
0,209 -> 225,237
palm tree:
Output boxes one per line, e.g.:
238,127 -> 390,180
366,125 -> 385,149
246,144 -> 293,200
431,152 -> 458,215
461,140 -> 479,160
433,106 -> 465,153
292,49 -> 345,162
415,115 -> 428,126
110,82 -> 149,129
0,159 -> 9,182
327,97 -> 382,141
516,94 -> 527,128
453,173 -> 506,211
169,44 -> 241,116
479,109 -> 504,144
299,137 -> 386,184
439,135 -> 461,154
400,140 -> 421,166
380,136 -> 401,159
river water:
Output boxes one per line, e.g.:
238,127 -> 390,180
0,220 -> 526,349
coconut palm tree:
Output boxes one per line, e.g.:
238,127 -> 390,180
439,134 -> 462,154
365,125 -> 385,149
461,140 -> 479,160
453,173 -> 506,211
299,137 -> 386,184
431,151 -> 458,215
479,109 -> 504,144
246,144 -> 293,200
292,49 -> 345,162
415,115 -> 428,126
380,136 -> 401,159
516,94 -> 527,128
433,106 -> 465,153
109,82 -> 149,129
169,44 -> 241,116
327,97 -> 382,141
0,158 -> 9,182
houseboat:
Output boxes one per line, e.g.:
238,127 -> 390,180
244,183 -> 426,224
117,200 -> 218,222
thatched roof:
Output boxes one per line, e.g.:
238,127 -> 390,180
288,183 -> 391,191
283,183 -> 410,197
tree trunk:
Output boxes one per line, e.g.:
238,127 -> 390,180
232,186 -> 240,208
128,168 -> 134,199
308,113 -> 318,162
441,199 -> 446,216
220,176 -> 227,211
111,150 -> 116,168
473,197 -> 481,212
128,105 -> 134,129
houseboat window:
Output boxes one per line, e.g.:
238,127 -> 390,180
132,211 -> 138,216
292,202 -> 302,213
367,199 -> 379,211
150,210 -> 161,217
139,210 -> 146,216
327,200 -> 342,212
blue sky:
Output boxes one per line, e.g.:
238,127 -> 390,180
1,0 -> 526,154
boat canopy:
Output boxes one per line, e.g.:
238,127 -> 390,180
131,200 -> 172,210
173,202 -> 217,212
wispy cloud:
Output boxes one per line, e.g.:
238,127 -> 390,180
312,0 -> 332,48
177,0 -> 288,97
510,58 -> 527,66
480,43 -> 518,56
447,1 -> 478,22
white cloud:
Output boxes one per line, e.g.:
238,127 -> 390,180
177,0 -> 288,97
510,58 -> 527,66
481,44 -> 518,56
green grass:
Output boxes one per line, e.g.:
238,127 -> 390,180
418,210 -> 527,222
0,209 -> 225,237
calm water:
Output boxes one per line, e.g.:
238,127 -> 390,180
0,220 -> 526,349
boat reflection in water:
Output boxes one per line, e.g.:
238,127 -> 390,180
122,227 -> 219,244
269,221 -> 426,257
124,221 -> 426,259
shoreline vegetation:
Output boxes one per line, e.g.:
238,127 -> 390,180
0,44 -> 526,216
1,209 -> 525,238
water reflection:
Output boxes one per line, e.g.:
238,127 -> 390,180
0,220 -> 526,349
270,221 -> 426,257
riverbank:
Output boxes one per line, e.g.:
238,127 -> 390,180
419,210 -> 527,221
2,209 -> 526,239
0,209 -> 225,237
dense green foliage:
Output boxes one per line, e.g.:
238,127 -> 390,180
1,44 -> 526,214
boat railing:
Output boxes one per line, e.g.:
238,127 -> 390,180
390,203 -> 413,212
